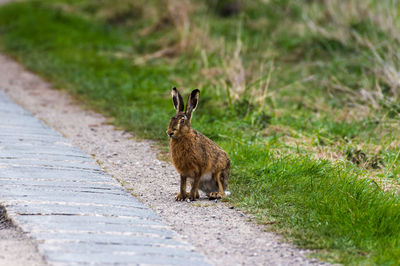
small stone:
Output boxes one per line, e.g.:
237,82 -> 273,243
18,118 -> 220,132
214,199 -> 218,203
186,199 -> 191,203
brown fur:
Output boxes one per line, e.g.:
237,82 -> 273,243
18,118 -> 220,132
166,88 -> 230,201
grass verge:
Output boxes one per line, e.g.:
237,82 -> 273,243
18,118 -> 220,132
0,0 -> 400,264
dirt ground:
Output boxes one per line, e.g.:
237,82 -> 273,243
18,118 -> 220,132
0,206 -> 47,266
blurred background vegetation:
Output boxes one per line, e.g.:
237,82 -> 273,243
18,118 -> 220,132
1,0 -> 400,264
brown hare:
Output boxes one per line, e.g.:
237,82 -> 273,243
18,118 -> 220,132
166,87 -> 230,201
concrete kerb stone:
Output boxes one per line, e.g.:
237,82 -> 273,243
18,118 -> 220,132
0,91 -> 211,265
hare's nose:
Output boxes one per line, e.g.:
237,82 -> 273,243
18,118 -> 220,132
168,133 -> 174,138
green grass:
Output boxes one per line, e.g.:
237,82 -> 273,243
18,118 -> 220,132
1,0 -> 400,264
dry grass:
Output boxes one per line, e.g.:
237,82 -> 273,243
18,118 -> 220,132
135,0 -> 213,64
306,0 -> 400,110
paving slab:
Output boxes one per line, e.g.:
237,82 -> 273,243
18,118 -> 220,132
0,91 -> 211,266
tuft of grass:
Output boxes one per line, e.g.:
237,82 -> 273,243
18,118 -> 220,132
1,0 -> 400,264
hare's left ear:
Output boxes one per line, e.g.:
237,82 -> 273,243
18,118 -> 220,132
185,89 -> 199,120
171,87 -> 184,113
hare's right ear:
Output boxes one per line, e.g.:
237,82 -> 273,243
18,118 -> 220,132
186,89 -> 200,120
171,87 -> 184,113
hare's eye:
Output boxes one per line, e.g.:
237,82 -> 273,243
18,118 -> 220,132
180,119 -> 185,124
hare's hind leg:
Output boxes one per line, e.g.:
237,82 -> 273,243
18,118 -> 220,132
176,174 -> 189,201
209,171 -> 226,199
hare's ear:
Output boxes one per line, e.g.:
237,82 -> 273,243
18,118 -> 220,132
171,87 -> 184,113
185,89 -> 200,120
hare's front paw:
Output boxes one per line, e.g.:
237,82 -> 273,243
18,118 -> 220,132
189,191 -> 199,201
209,191 -> 225,199
175,192 -> 188,201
